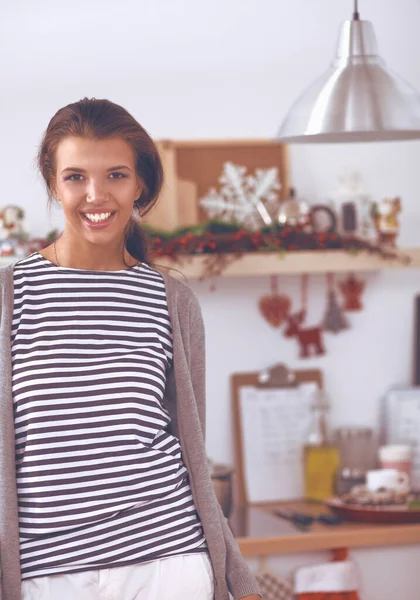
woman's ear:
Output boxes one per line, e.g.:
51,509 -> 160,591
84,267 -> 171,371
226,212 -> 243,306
50,177 -> 59,200
135,179 -> 144,200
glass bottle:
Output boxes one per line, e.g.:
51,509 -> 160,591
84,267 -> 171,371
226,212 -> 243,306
303,390 -> 340,501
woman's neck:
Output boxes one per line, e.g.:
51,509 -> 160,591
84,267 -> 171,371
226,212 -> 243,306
41,238 -> 140,271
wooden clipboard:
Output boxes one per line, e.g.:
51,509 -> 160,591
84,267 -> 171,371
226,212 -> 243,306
231,363 -> 323,505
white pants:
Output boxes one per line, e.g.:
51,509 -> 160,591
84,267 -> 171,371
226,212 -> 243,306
21,553 -> 214,600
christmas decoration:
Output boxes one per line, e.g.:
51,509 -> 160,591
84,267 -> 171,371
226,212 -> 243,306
277,188 -> 310,227
328,170 -> 375,239
198,252 -> 244,291
277,189 -> 338,235
295,548 -> 361,600
146,221 -> 407,259
284,311 -> 325,358
322,273 -> 349,333
283,275 -> 326,358
144,218 -> 409,280
371,196 -> 401,246
199,162 -> 281,230
0,204 -> 52,257
284,310 -> 326,358
308,205 -> 338,234
258,275 -> 292,327
0,204 -> 26,238
339,273 -> 366,311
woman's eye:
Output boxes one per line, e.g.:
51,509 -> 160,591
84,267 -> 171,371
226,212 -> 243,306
63,172 -> 127,182
110,172 -> 127,179
65,174 -> 83,182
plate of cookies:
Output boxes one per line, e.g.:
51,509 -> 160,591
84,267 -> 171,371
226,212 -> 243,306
326,485 -> 420,523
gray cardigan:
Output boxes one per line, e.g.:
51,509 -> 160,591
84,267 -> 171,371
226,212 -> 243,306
0,262 -> 261,600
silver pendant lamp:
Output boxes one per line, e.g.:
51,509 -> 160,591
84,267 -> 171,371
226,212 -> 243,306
276,0 -> 420,143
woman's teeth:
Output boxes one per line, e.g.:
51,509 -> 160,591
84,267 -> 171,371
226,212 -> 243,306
83,212 -> 114,222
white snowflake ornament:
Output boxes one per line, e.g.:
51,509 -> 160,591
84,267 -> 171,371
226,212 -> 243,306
199,161 -> 281,230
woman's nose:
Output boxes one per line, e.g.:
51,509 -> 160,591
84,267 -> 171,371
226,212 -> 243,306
86,179 -> 107,201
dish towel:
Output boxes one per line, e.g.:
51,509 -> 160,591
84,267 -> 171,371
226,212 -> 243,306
255,557 -> 296,600
255,570 -> 296,600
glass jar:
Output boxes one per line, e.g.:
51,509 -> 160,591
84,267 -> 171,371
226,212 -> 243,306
332,427 -> 376,495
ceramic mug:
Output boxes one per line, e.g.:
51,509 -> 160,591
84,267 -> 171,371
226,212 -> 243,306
366,468 -> 410,493
379,444 -> 412,476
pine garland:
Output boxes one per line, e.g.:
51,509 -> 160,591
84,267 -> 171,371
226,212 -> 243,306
145,220 -> 410,278
13,221 -> 408,282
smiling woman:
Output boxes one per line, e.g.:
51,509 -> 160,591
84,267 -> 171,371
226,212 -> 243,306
0,98 -> 261,600
37,98 -> 163,271
49,135 -> 144,267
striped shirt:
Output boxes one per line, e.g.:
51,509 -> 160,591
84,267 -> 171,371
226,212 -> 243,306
10,252 -> 206,580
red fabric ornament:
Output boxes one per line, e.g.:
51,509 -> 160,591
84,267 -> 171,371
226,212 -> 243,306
296,548 -> 361,600
259,276 -> 292,328
283,275 -> 326,358
284,310 -> 325,358
338,273 -> 366,311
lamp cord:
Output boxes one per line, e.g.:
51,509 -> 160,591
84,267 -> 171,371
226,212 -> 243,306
353,0 -> 360,20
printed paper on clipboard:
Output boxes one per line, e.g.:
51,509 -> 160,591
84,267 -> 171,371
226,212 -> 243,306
239,382 -> 318,503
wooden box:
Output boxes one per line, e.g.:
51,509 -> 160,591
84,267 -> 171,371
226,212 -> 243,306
142,139 -> 290,232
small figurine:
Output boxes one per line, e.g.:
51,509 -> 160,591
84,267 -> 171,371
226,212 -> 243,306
0,204 -> 26,239
371,197 -> 401,246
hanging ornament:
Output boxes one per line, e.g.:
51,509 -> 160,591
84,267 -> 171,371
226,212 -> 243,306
322,273 -> 350,333
258,275 -> 292,327
339,273 -> 366,311
199,161 -> 281,231
283,274 -> 326,359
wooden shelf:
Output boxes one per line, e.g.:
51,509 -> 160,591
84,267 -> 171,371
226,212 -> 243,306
231,501 -> 420,556
155,248 -> 420,279
3,248 -> 420,277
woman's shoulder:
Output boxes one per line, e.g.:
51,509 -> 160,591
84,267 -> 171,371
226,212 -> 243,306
152,265 -> 202,317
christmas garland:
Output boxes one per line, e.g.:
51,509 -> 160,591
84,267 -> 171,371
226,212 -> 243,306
146,220 -> 410,279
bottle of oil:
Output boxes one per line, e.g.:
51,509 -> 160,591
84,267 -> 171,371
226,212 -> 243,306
303,390 -> 340,501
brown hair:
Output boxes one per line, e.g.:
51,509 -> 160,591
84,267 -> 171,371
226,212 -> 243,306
38,97 -> 163,266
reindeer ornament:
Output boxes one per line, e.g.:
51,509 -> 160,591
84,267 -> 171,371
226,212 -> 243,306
259,273 -> 354,358
282,274 -> 326,359
284,309 -> 325,358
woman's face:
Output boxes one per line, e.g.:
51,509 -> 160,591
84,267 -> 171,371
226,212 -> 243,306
53,136 -> 142,243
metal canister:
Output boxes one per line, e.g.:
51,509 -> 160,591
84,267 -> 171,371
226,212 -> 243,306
209,461 -> 234,519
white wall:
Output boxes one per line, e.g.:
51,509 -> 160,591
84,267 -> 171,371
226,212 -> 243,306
2,1 -> 420,597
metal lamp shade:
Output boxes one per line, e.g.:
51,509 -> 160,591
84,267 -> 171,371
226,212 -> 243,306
277,19 -> 420,143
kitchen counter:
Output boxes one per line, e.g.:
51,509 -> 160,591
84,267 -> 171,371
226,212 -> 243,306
230,500 -> 420,556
